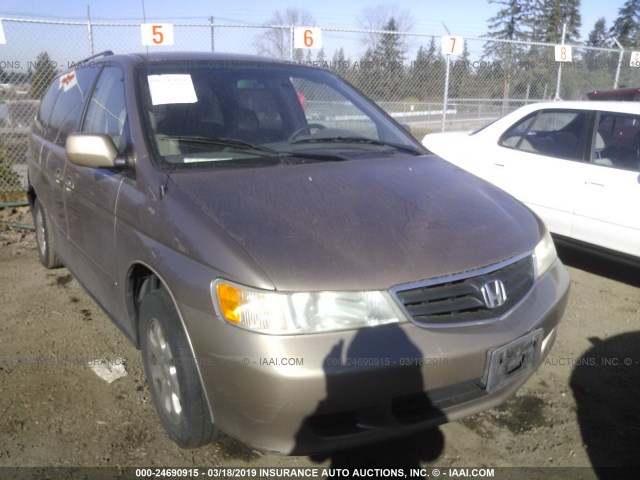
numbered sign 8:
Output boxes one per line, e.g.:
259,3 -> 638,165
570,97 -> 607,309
554,44 -> 573,62
141,23 -> 175,46
293,27 -> 322,49
630,51 -> 640,68
441,36 -> 463,56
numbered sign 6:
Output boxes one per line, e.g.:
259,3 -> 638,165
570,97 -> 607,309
141,23 -> 175,46
630,51 -> 640,68
294,27 -> 322,49
441,36 -> 463,56
554,44 -> 573,62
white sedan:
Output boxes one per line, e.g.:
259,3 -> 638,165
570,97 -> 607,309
423,101 -> 640,261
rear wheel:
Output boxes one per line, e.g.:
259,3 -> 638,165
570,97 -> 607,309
139,287 -> 219,448
32,199 -> 63,269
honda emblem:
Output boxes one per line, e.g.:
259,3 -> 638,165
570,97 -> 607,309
481,280 -> 507,309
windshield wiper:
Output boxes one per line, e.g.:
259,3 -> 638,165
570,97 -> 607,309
159,135 -> 281,155
291,136 -> 424,155
283,151 -> 349,162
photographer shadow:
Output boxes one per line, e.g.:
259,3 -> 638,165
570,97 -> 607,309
293,326 -> 445,477
570,332 -> 640,479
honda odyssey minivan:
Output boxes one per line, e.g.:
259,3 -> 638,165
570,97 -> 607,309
27,51 -> 569,454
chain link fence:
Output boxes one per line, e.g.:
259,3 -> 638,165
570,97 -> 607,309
0,17 -> 635,195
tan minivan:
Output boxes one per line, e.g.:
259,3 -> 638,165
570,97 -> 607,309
28,51 -> 569,454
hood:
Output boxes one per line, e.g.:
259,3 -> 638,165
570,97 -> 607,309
170,155 -> 541,291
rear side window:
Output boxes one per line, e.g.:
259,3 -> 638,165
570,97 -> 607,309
46,67 -> 101,146
499,110 -> 588,161
82,66 -> 127,150
33,81 -> 60,138
592,112 -> 640,172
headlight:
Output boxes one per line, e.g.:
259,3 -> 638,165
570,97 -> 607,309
534,230 -> 557,279
212,280 -> 405,334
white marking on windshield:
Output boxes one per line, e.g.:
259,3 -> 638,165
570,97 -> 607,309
148,74 -> 198,105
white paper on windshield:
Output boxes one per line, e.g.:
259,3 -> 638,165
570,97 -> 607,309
148,74 -> 198,105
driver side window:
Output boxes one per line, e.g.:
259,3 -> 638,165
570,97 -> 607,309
82,66 -> 127,150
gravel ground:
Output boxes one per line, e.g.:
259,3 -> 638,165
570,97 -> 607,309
0,205 -> 639,479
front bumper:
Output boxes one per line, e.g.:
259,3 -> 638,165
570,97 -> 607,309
180,259 -> 569,455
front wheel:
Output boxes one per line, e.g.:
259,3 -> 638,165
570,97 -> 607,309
139,288 -> 219,448
32,199 -> 63,269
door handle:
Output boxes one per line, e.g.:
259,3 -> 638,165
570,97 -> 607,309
585,181 -> 604,187
493,163 -> 505,168
64,175 -> 74,191
54,168 -> 63,184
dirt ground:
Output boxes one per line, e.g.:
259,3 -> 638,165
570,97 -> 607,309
1,205 -> 639,478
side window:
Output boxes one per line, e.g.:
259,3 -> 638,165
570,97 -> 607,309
499,110 -> 588,161
499,114 -> 535,148
82,66 -> 127,150
47,67 -> 101,146
33,81 -> 60,138
592,112 -> 640,172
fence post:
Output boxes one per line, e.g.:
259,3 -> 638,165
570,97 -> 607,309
613,38 -> 623,89
87,6 -> 94,56
290,25 -> 294,60
209,16 -> 215,52
442,54 -> 451,132
554,23 -> 567,100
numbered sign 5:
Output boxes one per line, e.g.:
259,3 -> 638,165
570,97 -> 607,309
294,27 -> 322,49
630,51 -> 640,68
554,44 -> 573,62
141,23 -> 175,46
441,35 -> 463,56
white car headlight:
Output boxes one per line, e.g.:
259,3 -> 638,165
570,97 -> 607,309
534,230 -> 557,279
212,280 -> 405,334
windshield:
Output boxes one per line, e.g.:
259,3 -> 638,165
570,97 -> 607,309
137,60 -> 424,167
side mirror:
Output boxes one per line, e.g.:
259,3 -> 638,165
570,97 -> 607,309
65,133 -> 118,168
400,123 -> 412,134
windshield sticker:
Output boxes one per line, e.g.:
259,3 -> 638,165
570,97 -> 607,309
59,71 -> 77,92
148,74 -> 198,105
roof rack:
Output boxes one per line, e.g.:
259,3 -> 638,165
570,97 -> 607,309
74,50 -> 114,65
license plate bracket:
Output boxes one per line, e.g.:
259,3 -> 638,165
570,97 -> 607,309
480,329 -> 543,392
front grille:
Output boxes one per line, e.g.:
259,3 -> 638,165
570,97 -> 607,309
394,255 -> 534,326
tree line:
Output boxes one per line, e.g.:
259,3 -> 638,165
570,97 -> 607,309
259,1 -> 640,102
18,1 -> 640,103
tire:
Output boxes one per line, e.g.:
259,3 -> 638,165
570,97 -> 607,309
139,287 -> 219,448
32,199 -> 63,269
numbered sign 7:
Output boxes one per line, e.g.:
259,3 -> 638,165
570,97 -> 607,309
141,24 -> 175,46
441,36 -> 463,56
294,27 -> 323,49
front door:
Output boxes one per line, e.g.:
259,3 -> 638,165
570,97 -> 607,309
65,65 -> 128,311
